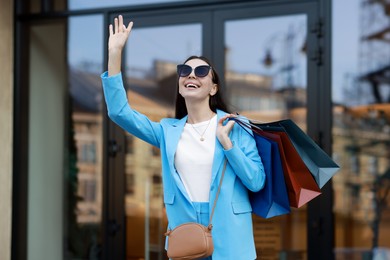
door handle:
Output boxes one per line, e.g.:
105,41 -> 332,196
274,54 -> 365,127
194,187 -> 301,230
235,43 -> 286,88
108,139 -> 119,157
108,219 -> 121,236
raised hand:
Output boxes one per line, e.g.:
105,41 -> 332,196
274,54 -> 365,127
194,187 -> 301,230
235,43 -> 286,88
108,15 -> 133,76
109,15 -> 133,52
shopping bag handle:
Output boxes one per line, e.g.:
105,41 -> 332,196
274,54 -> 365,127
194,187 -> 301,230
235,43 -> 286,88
230,117 -> 264,135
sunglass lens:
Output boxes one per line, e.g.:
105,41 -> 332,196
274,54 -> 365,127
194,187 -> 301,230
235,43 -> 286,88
177,64 -> 210,77
177,64 -> 192,77
195,66 -> 210,77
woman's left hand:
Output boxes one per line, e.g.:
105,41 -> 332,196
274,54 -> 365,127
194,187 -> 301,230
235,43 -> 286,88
216,114 -> 237,150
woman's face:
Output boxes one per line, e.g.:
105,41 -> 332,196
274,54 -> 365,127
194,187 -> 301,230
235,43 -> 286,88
178,58 -> 218,102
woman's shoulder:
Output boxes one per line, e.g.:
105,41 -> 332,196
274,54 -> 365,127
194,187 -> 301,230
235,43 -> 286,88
160,117 -> 181,125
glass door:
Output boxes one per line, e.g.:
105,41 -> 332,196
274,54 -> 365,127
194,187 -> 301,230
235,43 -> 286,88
225,14 -> 308,260
213,2 -> 327,259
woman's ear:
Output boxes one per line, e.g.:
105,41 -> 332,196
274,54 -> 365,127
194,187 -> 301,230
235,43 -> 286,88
210,84 -> 218,96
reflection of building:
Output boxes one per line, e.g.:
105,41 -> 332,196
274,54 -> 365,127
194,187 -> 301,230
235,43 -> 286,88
70,68 -> 103,224
330,0 -> 390,254
124,82 -> 172,260
333,104 -> 390,253
71,67 -> 172,258
73,113 -> 103,223
226,70 -> 275,111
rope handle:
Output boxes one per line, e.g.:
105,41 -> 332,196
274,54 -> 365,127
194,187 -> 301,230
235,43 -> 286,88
208,159 -> 227,225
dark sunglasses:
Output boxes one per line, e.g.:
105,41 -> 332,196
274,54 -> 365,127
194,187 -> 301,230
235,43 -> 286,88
177,64 -> 212,78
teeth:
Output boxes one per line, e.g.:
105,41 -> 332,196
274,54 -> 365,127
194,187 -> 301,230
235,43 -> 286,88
186,84 -> 198,88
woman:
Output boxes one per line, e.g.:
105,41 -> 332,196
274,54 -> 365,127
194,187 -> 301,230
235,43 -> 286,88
101,15 -> 266,259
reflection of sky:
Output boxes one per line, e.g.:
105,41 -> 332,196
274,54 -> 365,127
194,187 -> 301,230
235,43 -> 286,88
225,15 -> 307,89
332,0 -> 359,103
68,0 -> 360,102
68,15 -> 103,67
126,24 -> 202,70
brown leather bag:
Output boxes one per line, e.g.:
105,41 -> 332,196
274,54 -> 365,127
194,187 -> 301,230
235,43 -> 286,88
165,160 -> 227,260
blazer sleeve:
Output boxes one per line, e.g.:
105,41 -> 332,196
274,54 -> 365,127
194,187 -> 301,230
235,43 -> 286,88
101,71 -> 162,148
223,120 -> 266,192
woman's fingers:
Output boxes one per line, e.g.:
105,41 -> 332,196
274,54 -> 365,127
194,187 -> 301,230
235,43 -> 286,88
118,15 -> 124,32
218,113 -> 236,124
114,17 -> 119,34
109,24 -> 113,36
111,16 -> 133,35
218,114 -> 236,132
127,21 -> 134,34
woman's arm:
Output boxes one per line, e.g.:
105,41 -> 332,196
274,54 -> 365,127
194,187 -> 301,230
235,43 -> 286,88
102,16 -> 162,147
222,118 -> 266,192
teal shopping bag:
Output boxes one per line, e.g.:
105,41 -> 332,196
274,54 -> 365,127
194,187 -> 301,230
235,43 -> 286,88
257,119 -> 340,188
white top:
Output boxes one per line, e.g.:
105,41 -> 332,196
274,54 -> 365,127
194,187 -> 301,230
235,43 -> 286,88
174,115 -> 217,202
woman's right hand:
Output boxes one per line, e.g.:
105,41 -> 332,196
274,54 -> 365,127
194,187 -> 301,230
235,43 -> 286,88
109,15 -> 133,53
108,15 -> 133,76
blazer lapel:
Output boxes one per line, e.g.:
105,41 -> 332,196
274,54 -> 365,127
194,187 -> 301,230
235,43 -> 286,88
165,116 -> 193,202
166,116 -> 187,171
210,110 -> 228,188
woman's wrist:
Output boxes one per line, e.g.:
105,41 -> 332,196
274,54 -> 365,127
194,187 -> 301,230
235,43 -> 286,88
219,136 -> 233,150
108,50 -> 122,76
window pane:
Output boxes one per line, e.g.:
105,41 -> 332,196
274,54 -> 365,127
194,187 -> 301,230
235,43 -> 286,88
123,23 -> 201,260
332,0 -> 390,258
225,14 -> 308,259
66,15 -> 104,259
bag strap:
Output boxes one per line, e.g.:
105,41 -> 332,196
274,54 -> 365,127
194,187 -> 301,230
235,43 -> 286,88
208,159 -> 227,227
231,117 -> 263,134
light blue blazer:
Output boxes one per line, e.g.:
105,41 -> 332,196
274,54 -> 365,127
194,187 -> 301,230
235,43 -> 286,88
101,72 -> 266,260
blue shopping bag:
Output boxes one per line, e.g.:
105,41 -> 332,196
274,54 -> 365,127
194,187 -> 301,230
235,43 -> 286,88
234,118 -> 290,218
250,134 -> 291,218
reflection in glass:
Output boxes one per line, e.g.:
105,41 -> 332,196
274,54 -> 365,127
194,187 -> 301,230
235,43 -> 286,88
332,0 -> 390,258
123,24 -> 201,260
225,15 -> 308,259
66,15 -> 103,259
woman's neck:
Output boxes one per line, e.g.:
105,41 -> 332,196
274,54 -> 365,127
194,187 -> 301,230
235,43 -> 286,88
186,102 -> 215,124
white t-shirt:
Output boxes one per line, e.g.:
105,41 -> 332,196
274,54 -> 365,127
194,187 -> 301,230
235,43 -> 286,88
174,115 -> 217,202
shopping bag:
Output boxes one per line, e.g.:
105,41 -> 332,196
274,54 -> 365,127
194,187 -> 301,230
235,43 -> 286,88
260,130 -> 321,208
233,118 -> 321,208
236,119 -> 290,218
256,120 -> 340,188
234,119 -> 290,218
